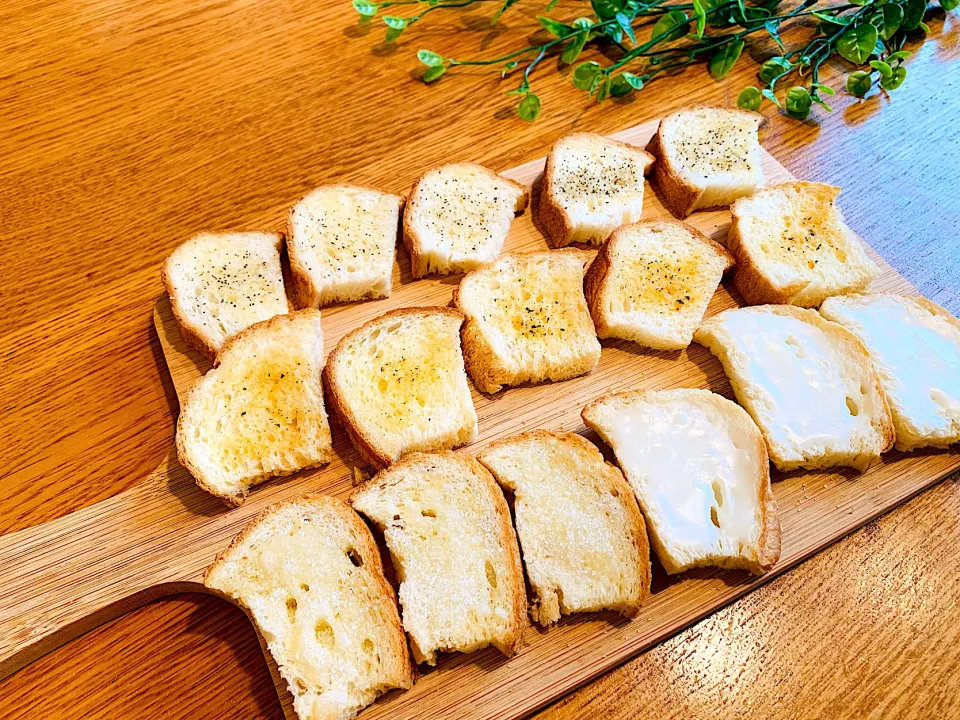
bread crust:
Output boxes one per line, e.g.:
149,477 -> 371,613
453,249 -> 597,394
162,232 -> 287,360
582,387 -> 781,574
479,429 -> 652,619
350,451 -> 527,659
646,106 -> 764,219
203,493 -> 416,692
583,220 -> 735,341
323,306 -> 468,468
539,133 -> 654,248
286,184 -> 405,309
176,309 -> 332,506
402,163 -> 529,278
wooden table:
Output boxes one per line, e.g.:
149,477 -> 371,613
1,1 -> 957,718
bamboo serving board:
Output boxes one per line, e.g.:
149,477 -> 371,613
1,117 -> 958,720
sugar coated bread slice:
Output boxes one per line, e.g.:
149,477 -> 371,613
582,389 -> 780,575
646,106 -> 764,218
287,185 -> 403,308
820,293 -> 960,451
324,307 -> 478,468
539,132 -> 654,247
402,163 -> 528,277
584,220 -> 734,350
204,495 -> 415,720
694,305 -> 894,472
728,181 -> 879,307
177,310 -> 333,505
454,250 -> 601,393
163,231 -> 289,359
350,452 -> 526,665
477,430 -> 651,625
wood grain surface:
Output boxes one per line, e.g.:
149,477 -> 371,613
0,0 -> 958,718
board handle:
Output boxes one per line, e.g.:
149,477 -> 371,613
0,451 -> 215,680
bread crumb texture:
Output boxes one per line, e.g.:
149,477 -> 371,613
552,134 -> 646,214
664,109 -> 759,179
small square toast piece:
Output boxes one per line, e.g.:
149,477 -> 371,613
402,163 -> 529,277
478,430 -> 651,625
204,495 -> 415,720
324,307 -> 478,467
646,106 -> 764,218
454,250 -> 602,394
287,185 -> 403,308
163,231 -> 289,359
583,389 -> 780,575
694,305 -> 895,472
584,220 -> 734,350
820,293 -> 960,451
176,310 -> 333,506
728,181 -> 879,307
539,132 -> 654,247
350,452 -> 526,665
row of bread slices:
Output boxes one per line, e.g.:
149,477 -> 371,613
204,386 -> 779,720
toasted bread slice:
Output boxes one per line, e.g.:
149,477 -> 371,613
728,181 -> 879,307
324,307 -> 477,468
350,452 -> 526,665
287,185 -> 403,308
646,106 -> 764,218
204,494 -> 415,720
694,305 -> 894,472
539,133 -> 654,247
477,430 -> 651,625
582,389 -> 780,575
820,294 -> 960,451
454,250 -> 601,393
402,163 -> 528,277
584,220 -> 734,350
177,310 -> 333,505
163,231 -> 289,359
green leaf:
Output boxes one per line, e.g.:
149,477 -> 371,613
764,20 -> 785,51
422,65 -> 446,82
943,0 -> 960,10
517,93 -> 541,122
546,0 -> 561,9
616,11 -> 638,44
504,79 -> 530,95
383,15 -> 407,28
877,4 -> 904,39
813,83 -> 836,95
919,20 -> 931,32
592,0 -> 627,20
888,49 -> 913,61
812,10 -> 850,24
737,86 -> 763,111
709,39 -> 745,79
784,86 -> 812,119
846,70 -> 873,96
652,11 -> 689,42
537,15 -> 573,37
561,20 -> 592,64
385,26 -> 404,42
353,0 -> 379,17
610,74 -> 634,97
692,0 -> 708,37
762,88 -> 782,107
492,0 -> 522,22
870,59 -> 893,78
417,49 -> 445,67
812,96 -> 833,112
622,72 -> 645,89
594,77 -> 612,102
880,64 -> 907,89
500,60 -> 520,77
901,0 -> 926,29
837,23 -> 879,64
848,0 -> 871,5
759,57 -> 792,84
572,61 -> 602,90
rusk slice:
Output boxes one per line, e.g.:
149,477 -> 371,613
539,132 -> 654,247
478,430 -> 651,625
454,250 -> 601,393
163,231 -> 289,359
402,163 -> 528,277
694,305 -> 894,472
584,220 -> 735,350
177,310 -> 333,506
324,307 -> 478,468
287,185 -> 403,308
582,389 -> 780,575
646,106 -> 764,218
350,452 -> 526,665
820,293 -> 960,451
728,181 -> 879,307
204,495 -> 415,720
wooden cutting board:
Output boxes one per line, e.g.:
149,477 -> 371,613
0,117 -> 957,720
